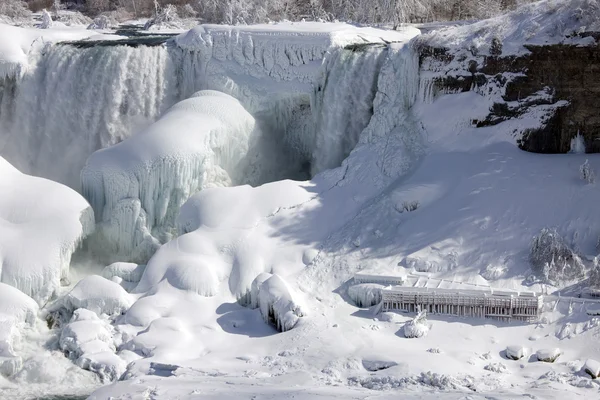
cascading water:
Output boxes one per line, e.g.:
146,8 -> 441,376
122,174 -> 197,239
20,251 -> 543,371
0,43 -> 178,188
310,44 -> 388,175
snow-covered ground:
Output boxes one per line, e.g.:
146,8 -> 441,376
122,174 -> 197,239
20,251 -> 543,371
0,1 -> 600,399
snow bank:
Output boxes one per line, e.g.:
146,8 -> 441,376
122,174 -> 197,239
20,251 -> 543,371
82,90 -> 259,263
257,274 -> 305,332
347,284 -> 384,308
421,0 -> 600,57
57,275 -> 134,317
0,157 -> 94,305
0,23 -> 97,78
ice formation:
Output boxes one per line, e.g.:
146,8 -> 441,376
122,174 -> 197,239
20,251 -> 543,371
82,90 -> 260,263
256,274 -> 305,332
347,283 -> 384,308
0,156 -> 94,305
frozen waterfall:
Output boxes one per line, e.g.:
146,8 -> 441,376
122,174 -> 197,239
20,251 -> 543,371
310,44 -> 388,175
0,43 -> 178,188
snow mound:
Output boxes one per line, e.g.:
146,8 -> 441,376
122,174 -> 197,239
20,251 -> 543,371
257,274 -> 305,332
58,275 -> 134,317
347,284 -> 384,308
81,90 -> 259,264
582,359 -> 600,379
0,156 -> 94,305
0,283 -> 38,326
124,317 -> 191,358
536,348 -> 562,363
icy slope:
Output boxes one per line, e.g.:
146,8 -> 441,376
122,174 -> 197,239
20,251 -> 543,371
81,90 -> 260,263
0,157 -> 94,305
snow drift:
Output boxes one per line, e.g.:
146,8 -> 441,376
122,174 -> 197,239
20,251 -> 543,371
81,90 -> 259,263
0,156 -> 94,305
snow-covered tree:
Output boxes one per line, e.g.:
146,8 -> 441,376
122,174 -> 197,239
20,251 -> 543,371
529,228 -> 586,285
0,0 -> 32,22
580,159 -> 595,184
39,8 -> 53,28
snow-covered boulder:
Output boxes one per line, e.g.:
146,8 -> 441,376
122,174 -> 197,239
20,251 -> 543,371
58,275 -> 134,317
81,90 -> 260,263
257,275 -> 305,332
536,348 -> 561,363
0,157 -> 94,305
347,283 -> 384,308
59,315 -> 115,360
582,359 -> 600,379
76,351 -> 126,382
506,345 -> 526,360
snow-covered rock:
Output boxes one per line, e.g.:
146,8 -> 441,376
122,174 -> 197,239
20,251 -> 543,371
59,316 -> 115,360
257,275 -> 305,332
506,345 -> 526,360
536,348 -> 562,363
0,157 -> 94,305
582,359 -> 600,379
76,351 -> 126,382
347,283 -> 384,308
82,90 -> 260,263
57,275 -> 134,317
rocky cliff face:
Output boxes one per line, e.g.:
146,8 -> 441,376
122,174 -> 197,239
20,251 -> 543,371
418,34 -> 600,153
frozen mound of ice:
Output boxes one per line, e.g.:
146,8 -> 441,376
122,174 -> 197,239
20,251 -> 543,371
347,284 -> 384,308
57,275 -> 134,318
536,348 -> 561,363
81,90 -> 259,264
0,283 -> 38,327
246,272 -> 273,308
0,157 -> 94,305
76,351 -> 126,383
257,274 -> 305,332
0,283 -> 38,377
